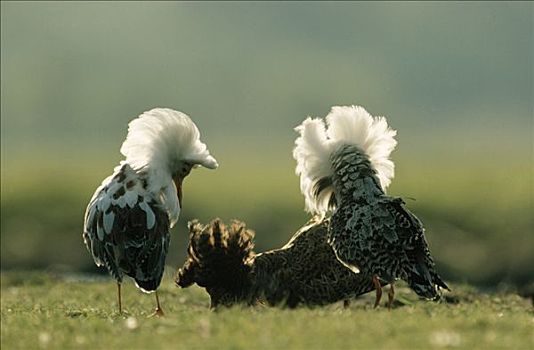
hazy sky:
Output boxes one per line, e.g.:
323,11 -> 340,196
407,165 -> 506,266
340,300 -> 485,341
1,2 -> 532,163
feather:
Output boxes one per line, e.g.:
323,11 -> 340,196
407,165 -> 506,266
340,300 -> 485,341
83,162 -> 171,292
103,211 -> 115,234
176,218 -> 380,308
293,118 -> 335,215
327,107 -> 396,190
124,188 -> 138,208
96,215 -> 104,241
293,105 -> 397,216
120,108 -> 218,173
83,107 -> 217,302
139,200 -> 156,230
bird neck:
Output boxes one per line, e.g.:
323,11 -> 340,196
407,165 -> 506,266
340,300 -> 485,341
330,144 -> 384,203
127,164 -> 180,226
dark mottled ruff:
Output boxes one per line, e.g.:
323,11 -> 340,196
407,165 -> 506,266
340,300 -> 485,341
327,144 -> 450,299
176,219 -> 254,307
175,218 -> 381,308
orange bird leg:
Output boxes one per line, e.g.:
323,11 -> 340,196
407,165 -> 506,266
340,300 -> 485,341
117,282 -> 122,314
372,275 -> 382,308
387,283 -> 395,311
149,290 -> 165,317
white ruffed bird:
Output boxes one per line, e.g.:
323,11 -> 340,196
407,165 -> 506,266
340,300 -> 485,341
83,108 -> 218,316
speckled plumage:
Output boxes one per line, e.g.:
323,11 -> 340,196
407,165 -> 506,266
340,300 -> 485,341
175,218 -> 380,308
293,105 -> 449,302
83,108 -> 217,313
83,162 -> 170,292
252,217 -> 380,307
327,145 -> 449,299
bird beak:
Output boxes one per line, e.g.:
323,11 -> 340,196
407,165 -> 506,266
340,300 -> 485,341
173,176 -> 183,208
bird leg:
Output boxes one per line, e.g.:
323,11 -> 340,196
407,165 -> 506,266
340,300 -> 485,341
387,283 -> 395,310
117,282 -> 122,314
372,275 -> 382,308
149,291 -> 165,317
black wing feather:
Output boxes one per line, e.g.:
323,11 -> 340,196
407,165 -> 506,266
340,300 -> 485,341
83,167 -> 170,292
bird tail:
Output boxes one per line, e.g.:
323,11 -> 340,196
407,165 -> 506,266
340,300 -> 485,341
293,105 -> 397,216
432,272 -> 451,292
175,219 -> 255,307
407,254 -> 451,300
134,278 -> 160,292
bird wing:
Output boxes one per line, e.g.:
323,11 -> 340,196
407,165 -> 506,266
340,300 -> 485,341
83,163 -> 170,291
330,196 -> 447,298
380,197 -> 449,296
272,219 -> 376,306
329,198 -> 413,282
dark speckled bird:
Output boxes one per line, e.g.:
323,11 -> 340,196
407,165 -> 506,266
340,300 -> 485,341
293,105 -> 449,308
83,108 -> 217,316
175,217 -> 382,308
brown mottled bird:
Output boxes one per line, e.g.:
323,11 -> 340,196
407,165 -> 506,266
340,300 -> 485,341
83,108 -> 217,316
293,105 -> 449,309
176,218 -> 381,308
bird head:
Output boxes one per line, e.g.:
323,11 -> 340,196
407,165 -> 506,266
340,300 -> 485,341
171,160 -> 195,208
120,108 -> 218,207
172,162 -> 193,207
175,219 -> 256,308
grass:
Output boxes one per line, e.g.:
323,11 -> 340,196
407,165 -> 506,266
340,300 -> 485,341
1,271 -> 533,350
2,151 -> 533,349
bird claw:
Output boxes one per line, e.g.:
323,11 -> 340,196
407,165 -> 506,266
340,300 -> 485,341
148,308 -> 165,318
372,275 -> 382,308
387,284 -> 395,311
116,309 -> 130,317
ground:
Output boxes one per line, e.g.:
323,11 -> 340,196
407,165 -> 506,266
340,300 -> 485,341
1,271 -> 532,350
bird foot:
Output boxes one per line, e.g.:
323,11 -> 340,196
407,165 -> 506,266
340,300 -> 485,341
116,309 -> 129,317
149,308 -> 165,318
387,284 -> 395,311
372,275 -> 382,309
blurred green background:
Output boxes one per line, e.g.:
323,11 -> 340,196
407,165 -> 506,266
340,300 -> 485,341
1,2 -> 532,289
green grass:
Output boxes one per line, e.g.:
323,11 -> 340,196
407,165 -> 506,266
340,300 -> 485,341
1,271 -> 533,350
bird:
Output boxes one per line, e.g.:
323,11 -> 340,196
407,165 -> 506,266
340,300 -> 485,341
176,219 -> 255,307
175,217 -> 382,308
83,107 -> 218,316
293,105 -> 449,309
